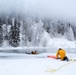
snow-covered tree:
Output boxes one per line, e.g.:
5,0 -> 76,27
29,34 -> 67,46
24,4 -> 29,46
9,19 -> 20,47
0,20 -> 3,46
65,23 -> 74,41
31,20 -> 43,46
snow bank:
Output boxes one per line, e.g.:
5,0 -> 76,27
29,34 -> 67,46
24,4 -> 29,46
47,38 -> 76,48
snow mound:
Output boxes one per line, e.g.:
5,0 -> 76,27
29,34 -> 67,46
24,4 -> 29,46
47,38 -> 76,48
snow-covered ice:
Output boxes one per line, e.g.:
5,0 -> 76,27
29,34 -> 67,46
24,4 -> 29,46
0,52 -> 76,75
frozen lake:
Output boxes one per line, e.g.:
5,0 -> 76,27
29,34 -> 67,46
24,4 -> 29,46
0,52 -> 76,75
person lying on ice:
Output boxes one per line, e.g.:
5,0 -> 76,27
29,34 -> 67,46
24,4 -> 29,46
56,48 -> 69,61
31,51 -> 38,54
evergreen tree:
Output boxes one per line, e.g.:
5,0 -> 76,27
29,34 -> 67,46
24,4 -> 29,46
9,19 -> 20,47
0,20 -> 3,46
65,23 -> 74,41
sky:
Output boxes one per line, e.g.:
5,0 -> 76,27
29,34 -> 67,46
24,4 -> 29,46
0,0 -> 76,24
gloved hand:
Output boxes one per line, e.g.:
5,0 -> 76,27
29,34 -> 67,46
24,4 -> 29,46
56,57 -> 60,59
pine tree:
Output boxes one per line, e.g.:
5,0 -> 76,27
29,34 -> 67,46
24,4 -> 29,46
0,20 -> 3,46
9,19 -> 20,47
65,23 -> 74,41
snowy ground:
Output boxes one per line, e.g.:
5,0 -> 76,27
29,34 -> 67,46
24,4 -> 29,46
0,52 -> 76,75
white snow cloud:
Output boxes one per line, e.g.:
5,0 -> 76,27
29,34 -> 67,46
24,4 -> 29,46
0,0 -> 76,24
